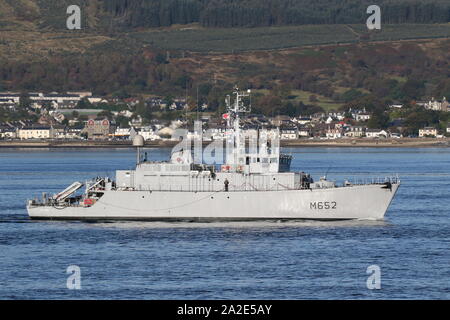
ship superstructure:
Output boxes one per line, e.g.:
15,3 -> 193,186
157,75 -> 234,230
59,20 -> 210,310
27,88 -> 400,221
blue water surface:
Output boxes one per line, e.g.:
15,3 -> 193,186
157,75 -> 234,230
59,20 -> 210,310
0,147 -> 449,299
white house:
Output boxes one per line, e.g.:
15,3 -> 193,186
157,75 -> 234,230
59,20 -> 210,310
326,127 -> 342,139
66,126 -> 83,139
419,127 -> 438,137
0,126 -> 17,139
51,125 -> 67,139
355,113 -> 371,122
0,92 -> 88,109
280,127 -> 299,140
18,126 -> 52,139
298,127 -> 311,137
365,129 -> 388,138
350,108 -> 370,120
295,117 -> 312,125
87,97 -> 106,104
0,93 -> 20,104
422,97 -> 449,112
345,126 -> 365,138
0,98 -> 18,110
32,93 -> 82,105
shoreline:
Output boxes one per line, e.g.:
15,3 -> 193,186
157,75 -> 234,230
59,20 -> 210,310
0,138 -> 448,149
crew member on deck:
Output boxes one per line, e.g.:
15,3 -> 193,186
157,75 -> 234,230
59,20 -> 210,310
224,179 -> 229,192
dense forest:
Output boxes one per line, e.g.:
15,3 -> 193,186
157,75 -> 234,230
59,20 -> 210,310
27,0 -> 450,30
100,0 -> 450,29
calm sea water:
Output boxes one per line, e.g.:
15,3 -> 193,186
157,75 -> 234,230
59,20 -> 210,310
0,147 -> 449,300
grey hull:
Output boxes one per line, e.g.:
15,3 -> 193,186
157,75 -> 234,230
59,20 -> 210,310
27,183 -> 399,221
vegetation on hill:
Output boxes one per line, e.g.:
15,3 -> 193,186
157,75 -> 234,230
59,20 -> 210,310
2,36 -> 450,116
1,0 -> 450,31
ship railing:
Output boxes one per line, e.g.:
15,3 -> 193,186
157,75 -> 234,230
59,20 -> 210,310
125,175 -> 399,192
28,197 -> 84,208
343,175 -> 400,186
132,181 -> 314,192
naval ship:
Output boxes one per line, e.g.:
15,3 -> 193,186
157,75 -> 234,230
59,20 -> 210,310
27,88 -> 400,221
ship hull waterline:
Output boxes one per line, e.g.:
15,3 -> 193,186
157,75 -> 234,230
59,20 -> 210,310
27,183 -> 399,221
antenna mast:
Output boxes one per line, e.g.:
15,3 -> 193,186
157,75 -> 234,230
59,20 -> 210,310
225,87 -> 251,166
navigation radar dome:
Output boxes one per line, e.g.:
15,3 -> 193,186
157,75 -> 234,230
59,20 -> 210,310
132,135 -> 145,147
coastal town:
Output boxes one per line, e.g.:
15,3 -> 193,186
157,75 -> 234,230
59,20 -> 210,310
0,91 -> 449,145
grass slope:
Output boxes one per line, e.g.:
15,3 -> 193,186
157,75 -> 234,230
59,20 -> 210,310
125,23 -> 450,53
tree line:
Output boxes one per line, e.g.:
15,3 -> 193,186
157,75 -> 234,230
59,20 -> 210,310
101,0 -> 450,29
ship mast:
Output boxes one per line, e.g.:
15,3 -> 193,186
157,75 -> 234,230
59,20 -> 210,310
225,87 -> 251,167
